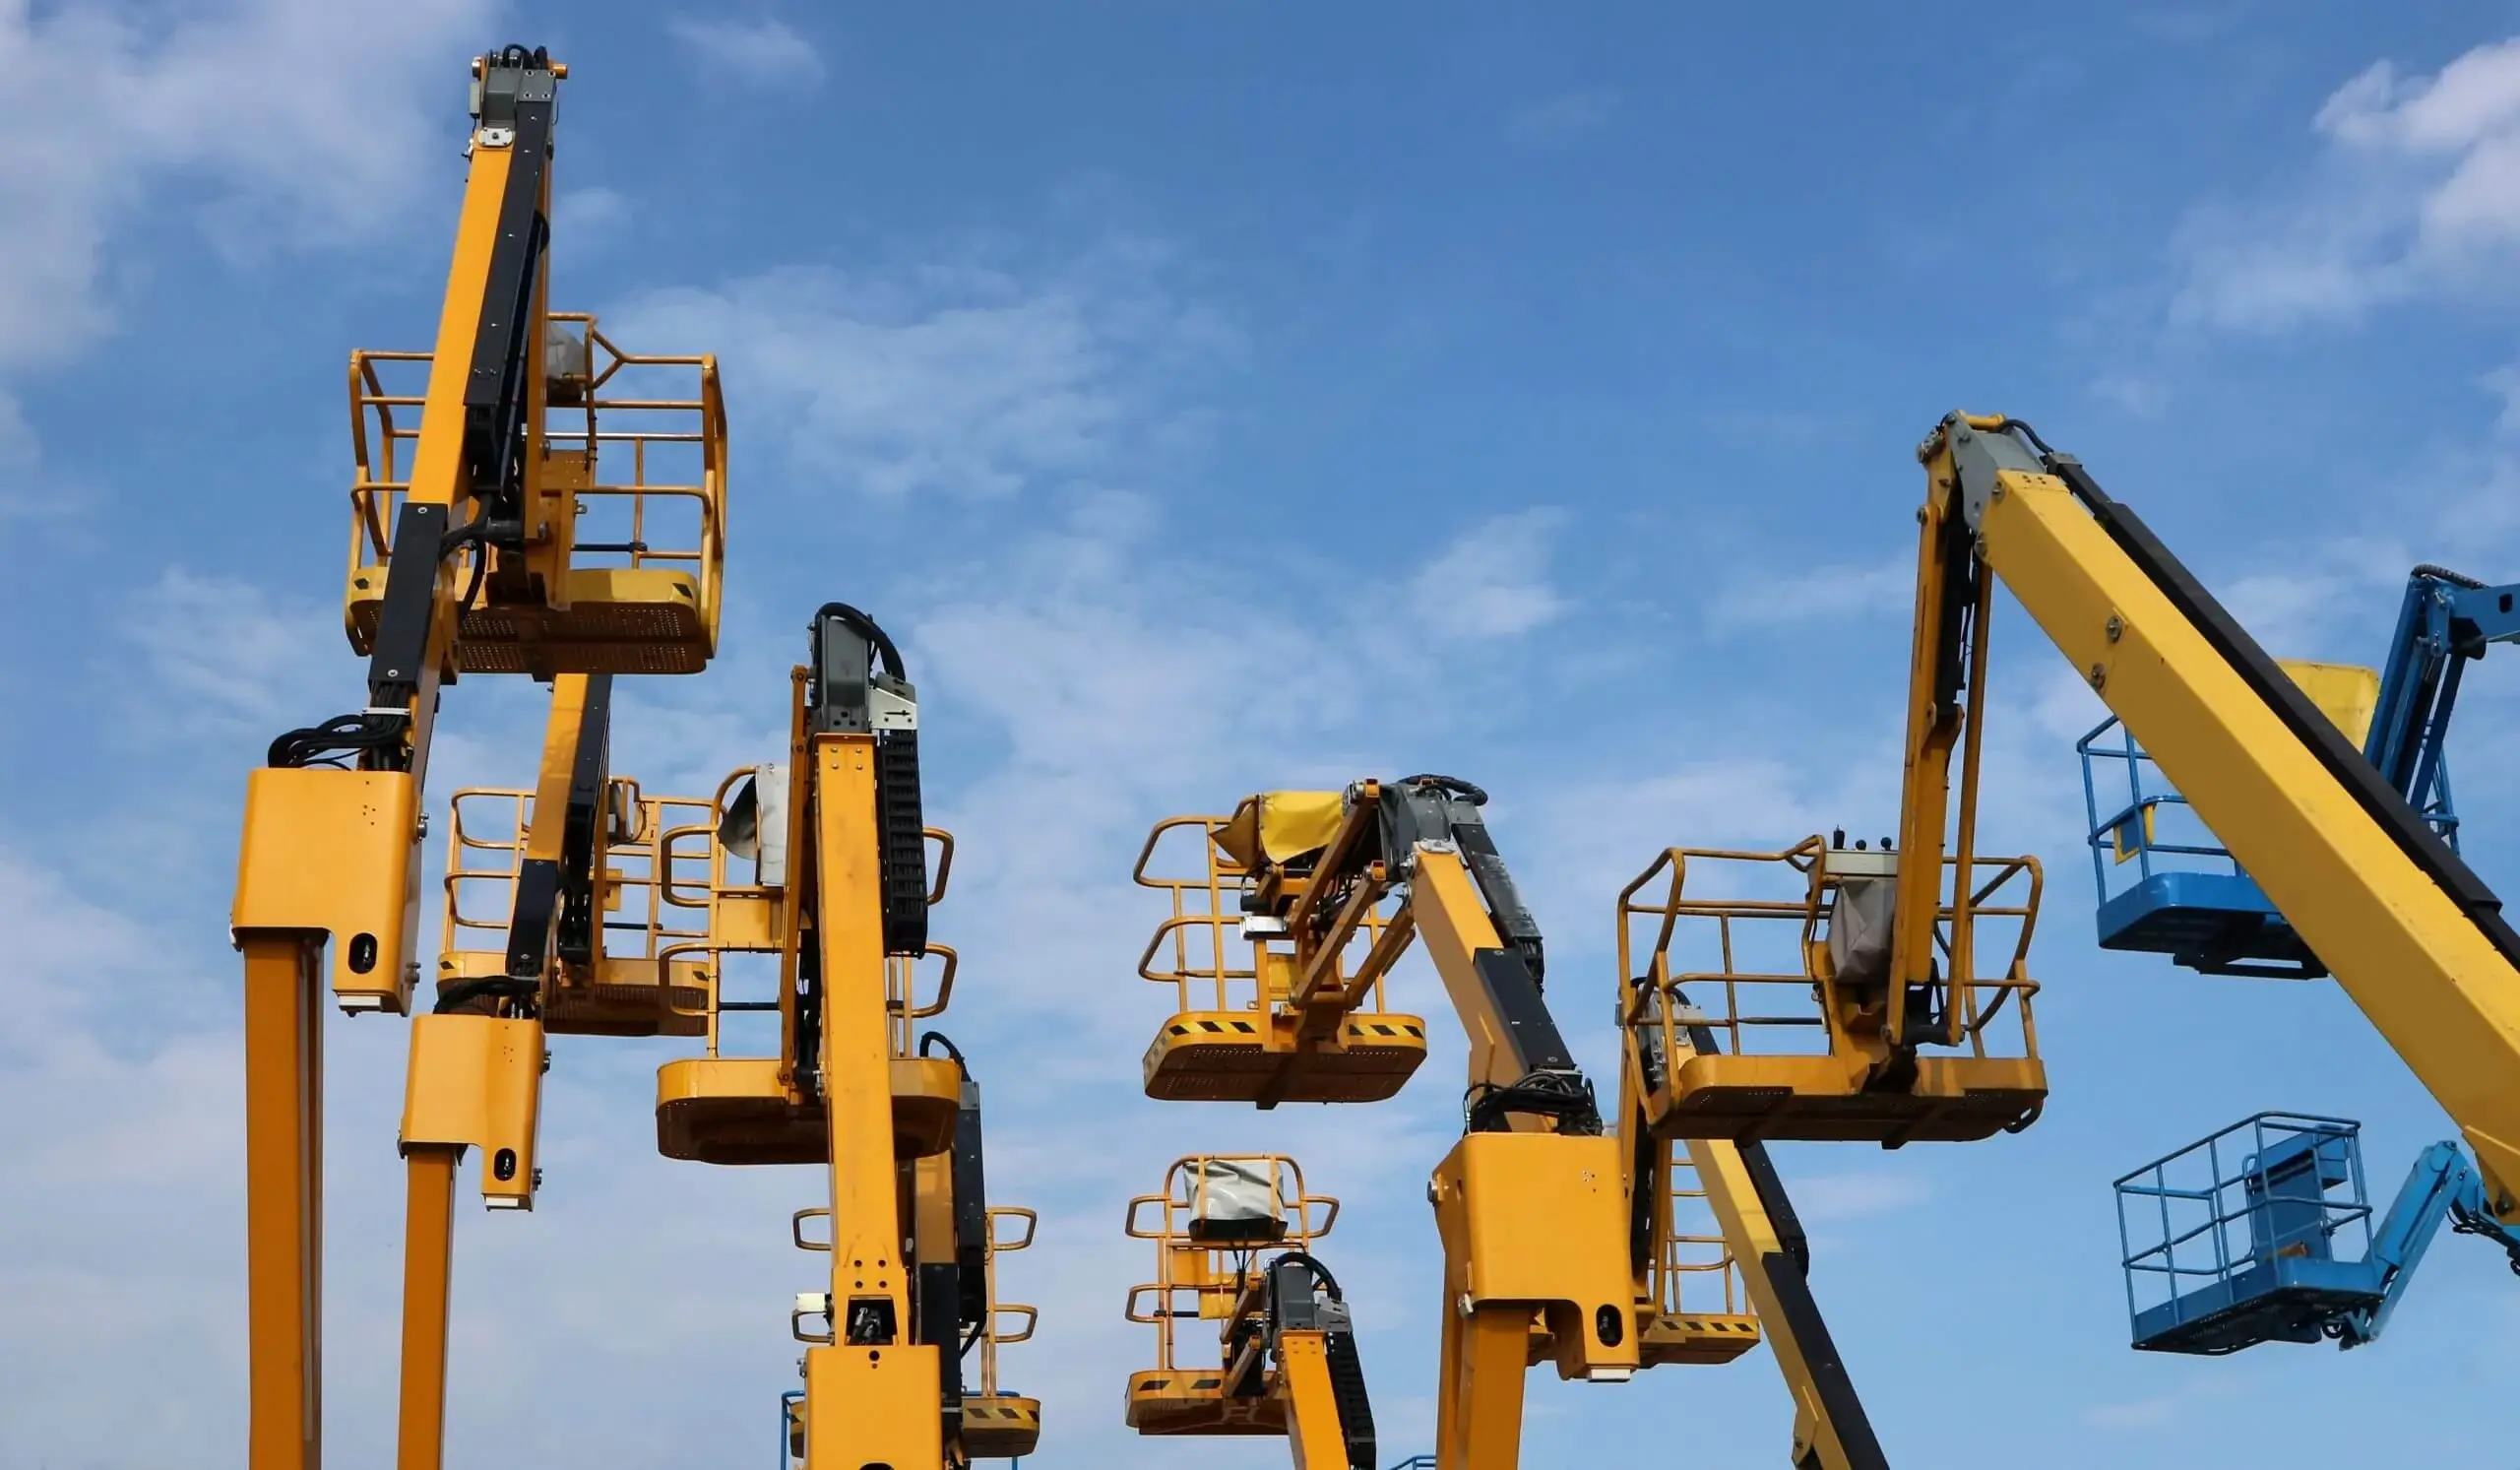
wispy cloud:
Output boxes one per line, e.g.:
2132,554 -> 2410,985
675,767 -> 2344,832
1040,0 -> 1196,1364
2173,34 -> 2520,330
1406,510 -> 1571,639
1508,88 -> 1620,151
666,15 -> 826,86
553,185 -> 632,243
609,246 -> 1240,497
114,568 -> 338,737
1706,552 -> 1913,632
0,0 -> 485,374
1790,1169 -> 1933,1222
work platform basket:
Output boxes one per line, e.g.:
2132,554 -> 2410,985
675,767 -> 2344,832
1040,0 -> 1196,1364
2078,716 -> 2321,979
2113,1112 -> 2381,1354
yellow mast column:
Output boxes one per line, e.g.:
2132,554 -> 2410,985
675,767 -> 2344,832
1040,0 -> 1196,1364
803,731 -> 942,1469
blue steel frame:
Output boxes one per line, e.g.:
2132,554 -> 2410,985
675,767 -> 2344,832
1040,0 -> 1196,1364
2076,716 -> 2317,977
2114,1112 -> 2378,1354
778,1388 -> 803,1469
2077,716 -> 2242,890
2364,570 -> 2520,851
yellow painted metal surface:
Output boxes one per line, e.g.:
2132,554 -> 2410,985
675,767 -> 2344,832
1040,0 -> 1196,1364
1133,803 -> 1426,1104
234,767 -> 420,1012
393,1148 -> 459,1470
1959,438 -> 2520,1209
653,1055 -> 958,1165
1614,836 -> 2046,1143
1410,850 -> 1535,1101
1430,1132 -> 1636,1378
400,1013 -> 544,1209
1684,1136 -> 1861,1470
2277,659 -> 2381,748
960,1393 -> 1042,1458
241,935 -> 324,1470
810,732 -> 927,1460
803,1344 -> 943,1470
1141,1011 -> 1428,1103
1279,1331 -> 1349,1470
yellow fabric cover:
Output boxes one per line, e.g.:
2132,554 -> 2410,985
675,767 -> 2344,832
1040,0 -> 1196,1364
2277,660 -> 2380,749
1212,791 -> 1346,868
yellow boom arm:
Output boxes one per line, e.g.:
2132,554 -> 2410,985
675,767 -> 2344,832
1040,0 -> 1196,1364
1916,413 -> 2520,1216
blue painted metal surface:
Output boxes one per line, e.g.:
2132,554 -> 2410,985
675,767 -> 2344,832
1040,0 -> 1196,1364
2077,564 -> 2520,978
2365,568 -> 2520,850
1386,1458 -> 1437,1470
778,1388 -> 803,1469
2077,719 -> 2320,978
2116,1114 -> 2520,1354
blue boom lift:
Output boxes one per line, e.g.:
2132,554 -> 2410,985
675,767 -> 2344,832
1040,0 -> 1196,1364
2114,1113 -> 2520,1354
2078,564 -> 2520,978
2082,566 -> 2520,1353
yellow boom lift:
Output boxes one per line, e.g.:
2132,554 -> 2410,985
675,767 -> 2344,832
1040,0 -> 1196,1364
1123,1154 -> 1376,1470
1131,778 -> 1890,1468
647,603 -> 1035,1467
1888,414 -> 2520,1219
228,46 -> 726,1470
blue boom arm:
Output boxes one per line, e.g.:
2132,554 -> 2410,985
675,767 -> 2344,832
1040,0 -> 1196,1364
2363,567 -> 2520,850
2336,1141 -> 2520,1348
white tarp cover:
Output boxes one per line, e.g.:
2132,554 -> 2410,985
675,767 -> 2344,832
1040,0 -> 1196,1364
1826,874 -> 1896,989
1191,1158 -> 1282,1235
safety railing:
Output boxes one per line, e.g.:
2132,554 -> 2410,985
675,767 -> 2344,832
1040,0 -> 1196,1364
1124,1155 -> 1337,1373
2113,1112 -> 2375,1344
976,1206 -> 1040,1397
1615,837 -> 2042,1066
1133,815 -> 1396,1016
344,314 -> 727,637
2077,715 -> 2259,908
1654,1142 -> 1747,1320
439,781 -> 716,982
651,764 -> 958,1059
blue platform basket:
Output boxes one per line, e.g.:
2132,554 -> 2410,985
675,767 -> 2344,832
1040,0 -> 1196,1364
2114,1113 -> 2382,1354
2077,716 -> 2325,979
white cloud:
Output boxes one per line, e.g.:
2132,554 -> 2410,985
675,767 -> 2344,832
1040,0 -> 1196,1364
1406,510 -> 1571,639
0,0 -> 486,372
2215,536 -> 2412,659
1788,1169 -> 1933,1223
608,249 -> 1240,497
554,184 -> 632,242
1706,552 -> 1912,632
666,15 -> 826,86
116,567 -> 341,736
1508,88 -> 1620,151
2174,34 -> 2520,330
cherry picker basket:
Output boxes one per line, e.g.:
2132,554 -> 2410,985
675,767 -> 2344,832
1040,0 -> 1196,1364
1617,837 -> 2046,1144
1134,799 -> 1427,1105
1123,1154 -> 1340,1436
649,759 -> 961,1166
343,313 -> 725,677
2113,1113 -> 2379,1355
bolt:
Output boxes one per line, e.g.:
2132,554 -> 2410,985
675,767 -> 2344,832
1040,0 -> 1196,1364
2106,613 -> 2124,644
2089,664 -> 2109,691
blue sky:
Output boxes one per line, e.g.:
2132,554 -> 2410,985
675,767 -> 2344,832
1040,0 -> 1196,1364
8,1 -> 2520,1465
